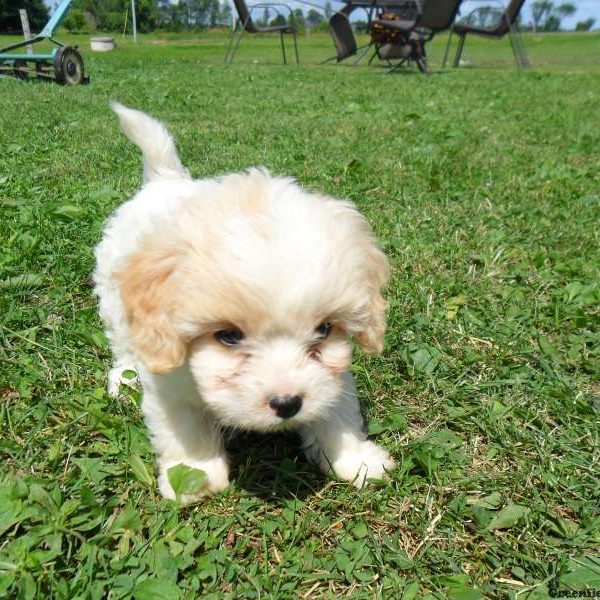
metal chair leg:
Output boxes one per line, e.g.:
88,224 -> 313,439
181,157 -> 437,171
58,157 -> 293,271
515,32 -> 530,68
280,31 -> 287,64
225,19 -> 248,64
507,30 -> 520,68
292,30 -> 299,65
409,41 -> 428,74
368,47 -> 379,65
353,42 -> 374,65
508,21 -> 529,68
442,29 -> 453,68
453,33 -> 465,67
226,30 -> 245,64
419,42 -> 429,74
224,21 -> 240,63
385,58 -> 407,74
231,29 -> 246,63
504,15 -> 522,69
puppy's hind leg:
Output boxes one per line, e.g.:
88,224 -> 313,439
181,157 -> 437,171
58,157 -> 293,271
300,371 -> 395,487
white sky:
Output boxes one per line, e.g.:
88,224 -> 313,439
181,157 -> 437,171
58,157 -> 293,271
43,0 -> 600,30
460,0 -> 599,29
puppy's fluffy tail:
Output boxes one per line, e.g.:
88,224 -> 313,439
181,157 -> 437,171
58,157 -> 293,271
110,101 -> 190,184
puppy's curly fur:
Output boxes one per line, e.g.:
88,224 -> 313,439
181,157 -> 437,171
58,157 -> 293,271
93,103 -> 395,503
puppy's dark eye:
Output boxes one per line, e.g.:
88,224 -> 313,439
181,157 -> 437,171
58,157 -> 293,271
215,328 -> 244,346
315,322 -> 332,339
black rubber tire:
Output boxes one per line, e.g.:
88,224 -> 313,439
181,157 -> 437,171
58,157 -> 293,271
54,46 -> 85,85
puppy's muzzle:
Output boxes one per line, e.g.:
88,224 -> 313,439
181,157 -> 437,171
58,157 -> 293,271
269,394 -> 303,419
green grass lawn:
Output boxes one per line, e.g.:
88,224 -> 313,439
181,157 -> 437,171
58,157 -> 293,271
0,29 -> 599,599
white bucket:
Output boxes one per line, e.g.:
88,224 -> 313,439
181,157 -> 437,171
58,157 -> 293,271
90,37 -> 115,52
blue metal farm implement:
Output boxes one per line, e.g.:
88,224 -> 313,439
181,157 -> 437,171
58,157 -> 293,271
0,0 -> 88,84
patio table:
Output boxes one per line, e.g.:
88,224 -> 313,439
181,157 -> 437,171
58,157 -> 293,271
326,0 -> 419,63
334,0 -> 419,23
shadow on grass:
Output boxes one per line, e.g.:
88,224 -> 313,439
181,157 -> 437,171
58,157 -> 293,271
225,430 -> 328,502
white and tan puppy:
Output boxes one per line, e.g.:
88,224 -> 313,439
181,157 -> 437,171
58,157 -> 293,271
93,103 -> 395,503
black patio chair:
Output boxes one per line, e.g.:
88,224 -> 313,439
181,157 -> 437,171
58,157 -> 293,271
441,0 -> 529,69
369,0 -> 463,73
224,0 -> 299,65
322,4 -> 371,64
325,9 -> 361,63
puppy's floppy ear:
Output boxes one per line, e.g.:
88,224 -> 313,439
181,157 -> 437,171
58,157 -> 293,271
322,196 -> 390,354
117,242 -> 187,374
355,240 -> 390,354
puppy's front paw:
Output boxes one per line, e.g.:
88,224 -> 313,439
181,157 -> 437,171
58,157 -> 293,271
158,457 -> 230,505
332,441 -> 395,488
107,365 -> 138,397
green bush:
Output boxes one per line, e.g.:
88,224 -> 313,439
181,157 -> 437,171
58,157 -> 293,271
99,10 -> 125,32
63,9 -> 87,33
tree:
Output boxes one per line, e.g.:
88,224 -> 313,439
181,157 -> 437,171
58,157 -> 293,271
474,6 -> 501,28
555,2 -> 576,19
133,0 -> 158,31
324,0 -> 332,19
75,0 -> 108,27
74,0 -> 157,33
260,6 -> 270,26
208,0 -> 220,26
288,7 -> 304,28
0,0 -> 49,33
531,0 -> 553,32
143,0 -> 159,29
353,20 -> 368,33
218,1 -> 232,26
187,0 -> 213,27
531,0 -> 578,31
269,13 -> 286,27
158,0 -> 186,30
306,8 -> 323,28
575,17 -> 595,31
544,14 -> 560,31
63,9 -> 87,32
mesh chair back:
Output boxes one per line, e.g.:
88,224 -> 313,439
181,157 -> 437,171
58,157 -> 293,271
419,0 -> 462,31
232,0 -> 259,32
329,13 -> 358,61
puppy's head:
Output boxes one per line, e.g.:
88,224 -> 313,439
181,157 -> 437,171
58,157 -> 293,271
118,170 -> 388,430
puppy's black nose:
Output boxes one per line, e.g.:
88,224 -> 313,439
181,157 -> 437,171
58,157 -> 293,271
269,394 -> 303,419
